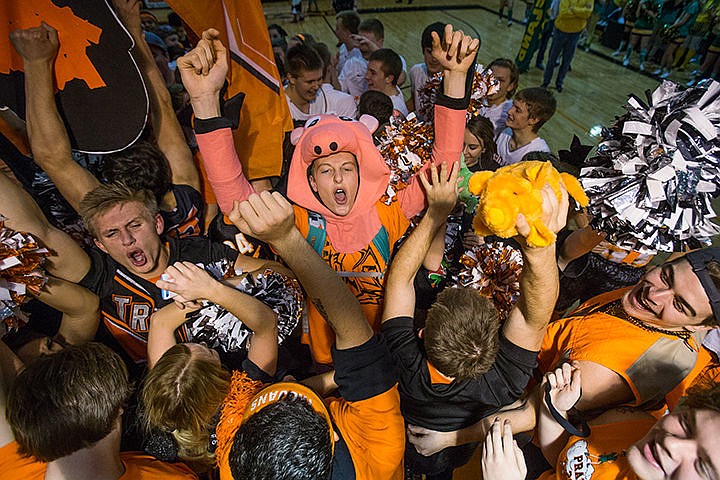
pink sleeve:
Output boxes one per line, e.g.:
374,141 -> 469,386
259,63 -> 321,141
195,128 -> 256,214
398,104 -> 465,218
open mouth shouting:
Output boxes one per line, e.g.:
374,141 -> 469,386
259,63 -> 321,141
334,188 -> 348,205
127,249 -> 148,268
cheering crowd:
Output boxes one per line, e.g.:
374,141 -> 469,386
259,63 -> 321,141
1,0 -> 720,479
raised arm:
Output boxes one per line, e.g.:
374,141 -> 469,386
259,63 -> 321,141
382,162 -> 459,321
503,184 -> 568,351
538,362 -> 582,466
10,23 -> 100,211
229,191 -> 371,350
112,0 -> 200,190
177,30 -> 255,214
154,262 -> 279,374
398,25 -> 477,217
15,276 -> 100,364
34,276 -> 100,346
0,172 -> 90,283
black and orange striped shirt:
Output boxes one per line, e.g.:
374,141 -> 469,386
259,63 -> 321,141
80,236 -> 238,363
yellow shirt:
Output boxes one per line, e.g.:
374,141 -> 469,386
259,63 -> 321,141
555,0 -> 594,32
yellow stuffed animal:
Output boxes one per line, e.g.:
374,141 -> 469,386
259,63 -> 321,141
468,161 -> 589,247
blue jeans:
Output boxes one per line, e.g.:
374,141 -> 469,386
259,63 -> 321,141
542,28 -> 581,88
535,20 -> 554,66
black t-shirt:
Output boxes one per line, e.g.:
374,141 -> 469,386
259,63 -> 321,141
79,236 -> 238,362
330,334 -> 397,479
381,316 -> 537,431
162,184 -> 205,238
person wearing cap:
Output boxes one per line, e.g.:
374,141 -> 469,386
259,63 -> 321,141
140,9 -> 159,33
144,30 -> 175,87
537,248 -> 720,415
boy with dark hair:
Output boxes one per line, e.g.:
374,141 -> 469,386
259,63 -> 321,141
335,10 -> 361,73
381,163 -> 568,478
0,341 -> 197,479
285,45 -> 357,123
366,48 -> 408,116
358,90 -> 395,136
479,58 -> 520,136
217,191 -> 406,479
495,87 -> 555,166
338,18 -> 408,98
408,22 -> 445,118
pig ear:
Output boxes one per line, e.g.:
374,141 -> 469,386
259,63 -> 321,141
357,114 -> 379,134
290,127 -> 305,145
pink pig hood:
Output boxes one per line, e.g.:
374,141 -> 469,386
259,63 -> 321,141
287,114 -> 391,253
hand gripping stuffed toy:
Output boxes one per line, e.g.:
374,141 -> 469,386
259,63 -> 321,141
468,161 -> 589,247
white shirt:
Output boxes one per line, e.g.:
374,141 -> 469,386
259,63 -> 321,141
479,99 -> 513,137
389,86 -> 409,117
337,44 -> 359,74
286,84 -> 358,122
398,55 -> 408,86
409,63 -> 430,118
495,128 -> 550,166
338,53 -> 368,99
338,51 -> 408,99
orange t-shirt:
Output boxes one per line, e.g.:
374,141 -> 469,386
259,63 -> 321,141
294,201 -> 410,364
540,289 -> 711,409
0,441 -> 198,479
538,418 -> 654,480
216,370 -> 405,480
326,386 -> 405,480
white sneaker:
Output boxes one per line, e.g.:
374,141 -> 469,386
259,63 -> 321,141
652,68 -> 663,75
639,62 -> 645,71
622,56 -> 630,66
659,69 -> 671,79
611,50 -> 622,57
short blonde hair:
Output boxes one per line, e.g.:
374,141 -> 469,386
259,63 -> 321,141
79,183 -> 158,238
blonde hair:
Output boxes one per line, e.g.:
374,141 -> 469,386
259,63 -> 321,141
142,344 -> 231,470
79,182 -> 158,238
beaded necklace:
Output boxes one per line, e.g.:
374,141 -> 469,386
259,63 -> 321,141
601,299 -> 696,350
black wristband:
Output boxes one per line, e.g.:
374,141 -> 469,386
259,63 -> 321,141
544,382 -> 590,438
434,60 -> 475,110
194,116 -> 233,134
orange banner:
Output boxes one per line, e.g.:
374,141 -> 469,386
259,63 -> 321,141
165,0 -> 291,180
0,0 -> 105,91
